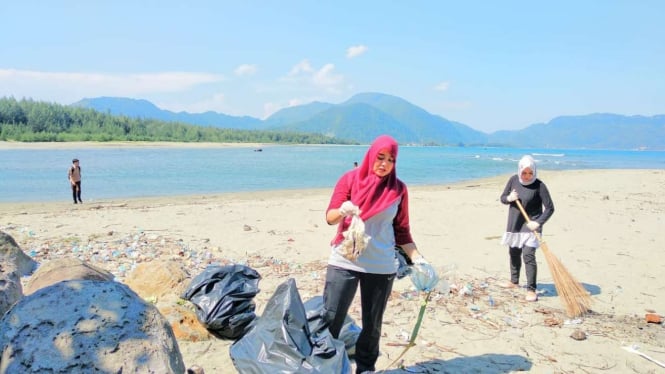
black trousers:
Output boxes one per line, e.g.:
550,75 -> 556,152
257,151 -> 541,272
71,181 -> 82,203
509,246 -> 537,291
322,265 -> 395,374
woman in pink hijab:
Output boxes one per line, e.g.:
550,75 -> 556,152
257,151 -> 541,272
322,135 -> 427,374
500,155 -> 555,302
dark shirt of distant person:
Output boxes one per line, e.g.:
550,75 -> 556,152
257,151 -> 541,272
68,158 -> 83,204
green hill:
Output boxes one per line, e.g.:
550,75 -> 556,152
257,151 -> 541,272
14,93 -> 665,149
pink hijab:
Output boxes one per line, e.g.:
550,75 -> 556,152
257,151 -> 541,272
350,135 -> 405,220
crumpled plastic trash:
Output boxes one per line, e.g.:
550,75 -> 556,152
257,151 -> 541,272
340,215 -> 370,260
408,262 -> 439,292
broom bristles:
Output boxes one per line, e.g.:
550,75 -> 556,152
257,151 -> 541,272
539,240 -> 592,317
513,200 -> 591,317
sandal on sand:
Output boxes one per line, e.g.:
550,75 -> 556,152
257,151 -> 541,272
525,291 -> 538,302
500,281 -> 519,289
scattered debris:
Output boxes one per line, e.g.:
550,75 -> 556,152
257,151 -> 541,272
622,344 -> 665,368
645,313 -> 662,324
570,329 -> 587,341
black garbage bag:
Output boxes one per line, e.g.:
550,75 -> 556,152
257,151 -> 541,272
182,264 -> 261,340
304,296 -> 361,358
230,278 -> 351,373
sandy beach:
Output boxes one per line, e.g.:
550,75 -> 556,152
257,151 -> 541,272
2,169 -> 664,373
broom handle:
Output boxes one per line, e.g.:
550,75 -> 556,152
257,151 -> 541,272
514,200 -> 544,241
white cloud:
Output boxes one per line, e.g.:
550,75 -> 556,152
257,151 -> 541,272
0,68 -> 225,103
346,45 -> 368,58
313,64 -> 342,87
434,81 -> 450,91
234,64 -> 258,77
287,60 -> 314,76
283,61 -> 343,92
288,98 -> 309,107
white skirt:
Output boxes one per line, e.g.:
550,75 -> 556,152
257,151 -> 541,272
501,232 -> 539,248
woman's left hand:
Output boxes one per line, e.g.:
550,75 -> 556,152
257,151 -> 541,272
411,255 -> 429,265
526,221 -> 540,231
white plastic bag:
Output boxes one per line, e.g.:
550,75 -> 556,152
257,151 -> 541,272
340,215 -> 371,260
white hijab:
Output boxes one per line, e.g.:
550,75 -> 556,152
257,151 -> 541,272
517,155 -> 537,186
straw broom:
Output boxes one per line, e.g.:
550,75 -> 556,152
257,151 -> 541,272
515,200 -> 592,317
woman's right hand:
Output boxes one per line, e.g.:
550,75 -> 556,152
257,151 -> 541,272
506,189 -> 518,202
339,201 -> 360,217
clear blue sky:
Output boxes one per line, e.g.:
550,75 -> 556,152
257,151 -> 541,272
1,1 -> 663,132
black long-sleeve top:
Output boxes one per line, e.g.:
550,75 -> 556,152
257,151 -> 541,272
500,175 -> 555,233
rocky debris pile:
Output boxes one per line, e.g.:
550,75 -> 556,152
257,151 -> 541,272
0,230 -> 37,276
0,261 -> 21,316
0,231 -> 33,315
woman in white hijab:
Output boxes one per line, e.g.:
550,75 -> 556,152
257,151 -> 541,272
499,155 -> 555,301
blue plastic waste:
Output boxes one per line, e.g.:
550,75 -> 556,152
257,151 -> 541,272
408,263 -> 439,292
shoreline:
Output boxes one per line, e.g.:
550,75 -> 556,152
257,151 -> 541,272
0,141 -> 367,150
0,186 -> 334,214
3,140 -> 665,151
0,172 -> 547,209
0,168 -> 660,207
0,140 -> 271,150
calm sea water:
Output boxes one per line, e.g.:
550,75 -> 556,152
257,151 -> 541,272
1,145 -> 663,203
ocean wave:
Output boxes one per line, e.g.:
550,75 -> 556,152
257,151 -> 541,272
532,153 -> 565,157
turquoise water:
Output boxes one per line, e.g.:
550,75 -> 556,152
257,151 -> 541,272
1,145 -> 663,202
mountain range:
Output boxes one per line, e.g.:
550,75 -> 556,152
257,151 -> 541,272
72,93 -> 665,150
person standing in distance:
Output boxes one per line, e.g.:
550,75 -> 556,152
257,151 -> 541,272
499,155 -> 555,302
68,158 -> 83,204
322,134 -> 428,374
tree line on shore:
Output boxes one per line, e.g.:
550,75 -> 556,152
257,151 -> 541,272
0,97 -> 351,144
